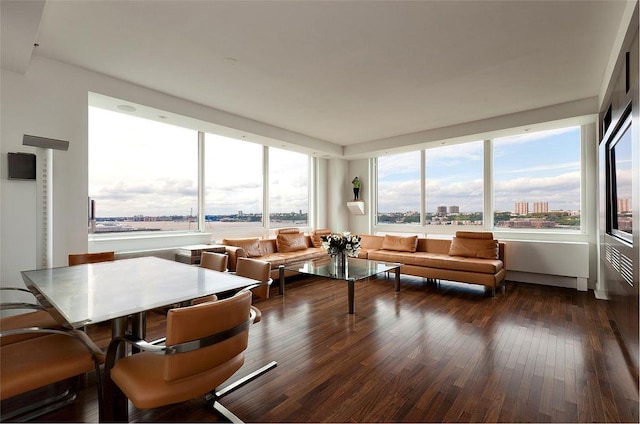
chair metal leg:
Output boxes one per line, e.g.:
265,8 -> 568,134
205,361 -> 278,423
0,387 -> 76,422
211,400 -> 244,423
215,361 -> 278,398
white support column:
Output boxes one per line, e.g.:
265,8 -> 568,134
36,148 -> 53,268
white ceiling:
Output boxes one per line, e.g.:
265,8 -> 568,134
1,0 -> 632,147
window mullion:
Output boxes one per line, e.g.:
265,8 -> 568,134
484,139 -> 493,231
198,131 -> 206,232
421,149 -> 426,228
264,145 -> 269,231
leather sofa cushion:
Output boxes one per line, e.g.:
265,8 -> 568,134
276,233 -> 308,252
381,234 -> 418,252
368,250 -> 502,274
455,231 -> 494,240
449,236 -> 499,259
311,228 -> 332,248
275,227 -> 300,234
221,238 -> 262,257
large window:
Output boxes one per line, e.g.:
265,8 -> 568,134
377,151 -> 421,224
425,141 -> 483,226
375,125 -> 583,233
89,107 -> 198,233
494,127 -> 581,231
268,148 -> 309,228
204,133 -> 263,229
89,105 -> 311,234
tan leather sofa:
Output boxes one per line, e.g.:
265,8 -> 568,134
221,229 -> 505,296
361,231 -> 506,296
221,228 -> 330,280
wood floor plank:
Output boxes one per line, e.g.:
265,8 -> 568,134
19,276 -> 639,423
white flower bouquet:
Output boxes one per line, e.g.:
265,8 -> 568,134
320,232 -> 361,257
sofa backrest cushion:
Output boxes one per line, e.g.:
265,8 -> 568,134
455,231 -> 494,240
276,232 -> 308,252
358,234 -> 384,250
449,234 -> 499,259
275,228 -> 300,235
381,234 -> 418,253
222,238 -> 262,257
311,228 -> 332,248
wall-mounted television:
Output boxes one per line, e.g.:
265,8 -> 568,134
606,105 -> 633,244
8,152 -> 36,180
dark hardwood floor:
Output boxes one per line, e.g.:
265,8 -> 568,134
29,275 -> 639,422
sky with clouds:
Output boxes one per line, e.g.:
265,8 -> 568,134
89,107 -> 308,217
90,107 -> 585,220
378,127 -> 582,214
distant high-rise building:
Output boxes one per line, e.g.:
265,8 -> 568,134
448,205 -> 460,214
436,205 -> 447,216
618,198 -> 631,213
238,210 -> 244,216
514,202 -> 528,215
533,202 -> 548,213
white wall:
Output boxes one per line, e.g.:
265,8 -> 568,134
0,56 -> 337,292
348,158 -> 370,235
326,159 -> 349,232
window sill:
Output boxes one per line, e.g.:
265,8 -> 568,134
89,231 -> 213,253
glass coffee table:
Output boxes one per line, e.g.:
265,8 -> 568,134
278,256 -> 402,314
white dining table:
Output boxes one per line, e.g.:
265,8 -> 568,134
21,256 -> 257,331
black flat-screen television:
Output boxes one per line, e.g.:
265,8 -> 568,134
8,152 -> 36,180
606,105 -> 633,244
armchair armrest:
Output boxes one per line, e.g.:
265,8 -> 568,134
223,246 -> 248,271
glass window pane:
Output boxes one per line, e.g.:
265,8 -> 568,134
493,127 -> 581,230
89,107 -> 198,233
204,133 -> 263,230
377,151 -> 421,224
425,141 -> 483,226
269,148 -> 308,228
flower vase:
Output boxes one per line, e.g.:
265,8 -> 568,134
334,251 -> 347,274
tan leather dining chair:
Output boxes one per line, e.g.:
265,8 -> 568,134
235,257 -> 272,300
68,251 -> 115,266
0,287 -> 63,346
0,303 -> 105,421
103,290 -> 277,422
193,252 -> 229,304
200,251 -> 228,272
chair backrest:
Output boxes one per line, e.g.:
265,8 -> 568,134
235,258 -> 270,283
235,258 -> 271,300
164,290 -> 252,381
200,252 -> 228,272
68,251 -> 115,266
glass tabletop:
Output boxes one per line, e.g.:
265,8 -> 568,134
283,256 -> 400,281
21,256 -> 258,328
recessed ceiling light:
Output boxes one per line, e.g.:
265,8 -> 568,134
117,104 -> 136,112
223,57 -> 238,65
159,115 -> 168,120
